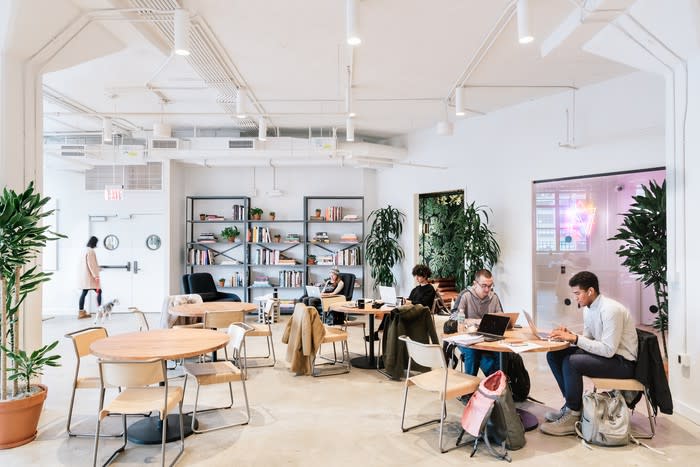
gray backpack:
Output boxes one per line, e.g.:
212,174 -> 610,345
575,390 -> 630,446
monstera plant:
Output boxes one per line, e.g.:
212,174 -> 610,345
610,179 -> 667,358
364,205 -> 405,289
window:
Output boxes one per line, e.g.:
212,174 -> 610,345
535,191 -> 592,252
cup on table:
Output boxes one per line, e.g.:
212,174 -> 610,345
397,296 -> 406,305
357,298 -> 365,309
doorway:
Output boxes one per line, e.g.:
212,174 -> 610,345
89,213 -> 166,314
532,168 -> 665,331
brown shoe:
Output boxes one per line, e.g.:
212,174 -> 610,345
78,310 -> 90,319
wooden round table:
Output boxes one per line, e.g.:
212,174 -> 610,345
330,301 -> 393,369
90,328 -> 230,444
170,301 -> 257,318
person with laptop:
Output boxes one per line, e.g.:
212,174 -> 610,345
300,267 -> 345,323
540,271 -> 638,436
450,269 -> 504,377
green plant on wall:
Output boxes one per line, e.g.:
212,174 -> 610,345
364,205 -> 405,288
462,201 -> 501,288
609,179 -> 668,358
419,193 -> 466,288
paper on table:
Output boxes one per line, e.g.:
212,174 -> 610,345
443,334 -> 485,346
500,341 -> 543,354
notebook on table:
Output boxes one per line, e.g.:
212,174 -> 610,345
305,285 -> 322,298
470,313 -> 510,342
522,310 -> 553,340
378,285 -> 398,306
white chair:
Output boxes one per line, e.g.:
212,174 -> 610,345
244,299 -> 277,368
182,323 -> 251,433
160,294 -> 203,328
93,359 -> 184,467
399,335 -> 481,453
129,307 -> 150,331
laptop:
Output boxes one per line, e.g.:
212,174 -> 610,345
503,312 -> 520,329
470,313 -> 510,342
522,310 -> 552,340
305,285 -> 322,298
378,285 -> 398,306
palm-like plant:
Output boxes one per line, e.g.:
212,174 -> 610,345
462,201 -> 501,287
364,206 -> 405,289
420,193 -> 466,289
609,179 -> 667,358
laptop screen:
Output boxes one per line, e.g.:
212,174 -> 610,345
378,286 -> 397,305
477,314 -> 510,336
305,285 -> 322,298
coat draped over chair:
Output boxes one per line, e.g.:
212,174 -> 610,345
382,304 -> 439,379
281,304 -> 325,375
160,294 -> 204,328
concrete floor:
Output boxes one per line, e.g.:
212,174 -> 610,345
1,312 -> 698,466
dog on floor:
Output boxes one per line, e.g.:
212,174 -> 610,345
95,298 -> 119,324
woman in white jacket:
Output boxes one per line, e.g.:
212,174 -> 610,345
77,236 -> 101,319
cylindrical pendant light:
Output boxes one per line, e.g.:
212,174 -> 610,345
455,87 -> 465,116
258,116 -> 267,141
346,0 -> 361,46
236,89 -> 247,119
174,9 -> 191,56
102,118 -> 113,143
346,117 -> 355,142
517,0 -> 534,44
346,85 -> 356,117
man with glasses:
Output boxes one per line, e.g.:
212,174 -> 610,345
450,269 -> 503,376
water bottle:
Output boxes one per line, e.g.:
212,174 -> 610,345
457,313 -> 465,333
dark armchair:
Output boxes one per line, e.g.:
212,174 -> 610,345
187,272 -> 241,302
337,273 -> 356,300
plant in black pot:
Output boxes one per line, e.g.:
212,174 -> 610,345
364,205 -> 405,288
0,182 -> 64,448
609,179 -> 668,358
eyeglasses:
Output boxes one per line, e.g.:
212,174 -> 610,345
476,282 -> 494,290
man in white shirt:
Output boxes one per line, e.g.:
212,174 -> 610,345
540,271 -> 638,436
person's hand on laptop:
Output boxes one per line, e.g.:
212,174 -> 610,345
550,327 -> 576,343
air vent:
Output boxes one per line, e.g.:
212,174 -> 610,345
150,138 -> 179,150
60,144 -> 86,157
228,139 -> 255,149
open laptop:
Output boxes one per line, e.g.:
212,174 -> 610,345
522,310 -> 552,340
503,312 -> 520,329
470,313 -> 510,342
378,285 -> 398,306
305,285 -> 322,298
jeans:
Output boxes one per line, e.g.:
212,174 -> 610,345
458,347 -> 499,377
546,347 -> 636,411
79,288 -> 102,310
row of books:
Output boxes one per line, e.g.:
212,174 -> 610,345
252,248 -> 297,265
278,270 -> 304,288
197,232 -> 217,243
232,204 -> 246,220
188,248 -> 215,265
228,272 -> 245,287
335,246 -> 361,265
248,226 -> 272,243
324,206 -> 343,221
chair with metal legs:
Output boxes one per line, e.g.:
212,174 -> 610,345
243,298 -> 277,368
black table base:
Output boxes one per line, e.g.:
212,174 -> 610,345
350,355 -> 384,369
127,414 -> 197,445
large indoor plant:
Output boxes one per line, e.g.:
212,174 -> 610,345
461,201 -> 501,288
0,182 -> 63,448
609,179 -> 667,358
364,205 -> 405,289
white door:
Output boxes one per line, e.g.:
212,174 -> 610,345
90,214 -> 166,313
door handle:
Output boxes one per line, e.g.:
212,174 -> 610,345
133,260 -> 139,274
102,262 -> 131,272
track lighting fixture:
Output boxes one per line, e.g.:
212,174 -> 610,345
517,0 -> 534,44
174,9 -> 191,56
346,0 -> 361,46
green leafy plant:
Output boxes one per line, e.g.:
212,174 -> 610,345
0,341 -> 60,395
0,182 -> 64,399
249,207 -> 263,219
221,226 -> 240,240
462,201 -> 501,287
609,179 -> 667,358
420,193 -> 466,289
364,205 -> 405,289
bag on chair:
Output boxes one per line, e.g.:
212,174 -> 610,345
575,390 -> 630,447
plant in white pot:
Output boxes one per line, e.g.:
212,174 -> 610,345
0,182 -> 63,449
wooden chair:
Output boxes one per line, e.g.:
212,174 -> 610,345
399,335 -> 481,453
182,323 -> 251,433
312,326 -> 351,377
588,377 -> 655,439
93,359 -> 184,467
64,327 -> 123,438
244,298 -> 277,368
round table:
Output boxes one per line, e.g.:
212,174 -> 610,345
329,301 -> 392,369
170,301 -> 257,318
90,328 -> 230,444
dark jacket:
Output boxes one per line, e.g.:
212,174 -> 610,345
382,304 -> 439,379
633,329 -> 673,415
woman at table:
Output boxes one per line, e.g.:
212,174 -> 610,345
301,267 -> 345,323
77,236 -> 101,320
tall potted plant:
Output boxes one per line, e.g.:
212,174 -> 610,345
461,201 -> 501,287
0,182 -> 63,448
364,205 -> 405,289
609,179 -> 668,358
420,193 -> 466,289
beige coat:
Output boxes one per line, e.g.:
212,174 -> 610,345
281,303 -> 325,375
78,248 -> 100,289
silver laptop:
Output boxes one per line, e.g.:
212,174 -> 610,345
378,286 -> 397,306
305,285 -> 322,298
522,310 -> 551,340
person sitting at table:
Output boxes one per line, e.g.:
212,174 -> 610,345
367,264 -> 436,342
451,269 -> 503,377
300,267 -> 345,324
540,271 -> 637,437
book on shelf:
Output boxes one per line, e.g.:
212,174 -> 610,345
197,232 -> 218,243
284,233 -> 301,243
316,254 -> 335,265
312,231 -> 330,243
230,271 -> 244,287
335,246 -> 361,265
325,206 -> 343,221
232,204 -> 245,220
308,215 -> 323,221
205,214 -> 225,221
248,226 -> 272,243
339,233 -> 358,243
278,270 -> 303,288
188,248 -> 215,265
342,214 -> 360,222
253,248 -> 298,265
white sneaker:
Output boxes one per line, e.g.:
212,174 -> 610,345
540,408 -> 580,436
544,405 -> 566,422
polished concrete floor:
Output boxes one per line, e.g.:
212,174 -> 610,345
1,312 -> 698,466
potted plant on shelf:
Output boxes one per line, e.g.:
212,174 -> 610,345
250,208 -> 263,220
609,179 -> 668,359
199,213 -> 206,221
273,234 -> 281,243
221,226 -> 240,242
218,278 -> 226,287
364,205 -> 406,289
269,211 -> 276,221
0,182 -> 63,449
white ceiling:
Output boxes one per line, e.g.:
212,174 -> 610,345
40,0 -> 636,140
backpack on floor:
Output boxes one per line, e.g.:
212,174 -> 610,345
503,353 -> 530,403
575,390 -> 630,447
